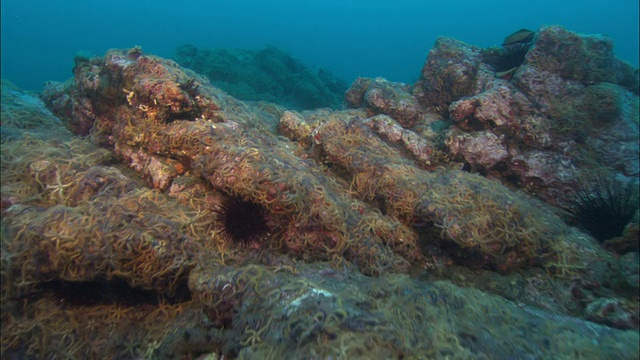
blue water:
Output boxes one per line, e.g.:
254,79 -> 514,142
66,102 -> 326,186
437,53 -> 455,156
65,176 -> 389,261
1,0 -> 638,91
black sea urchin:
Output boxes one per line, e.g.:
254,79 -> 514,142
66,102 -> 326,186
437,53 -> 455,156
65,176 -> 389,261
485,28 -> 535,75
564,177 -> 639,242
494,43 -> 531,72
214,193 -> 270,246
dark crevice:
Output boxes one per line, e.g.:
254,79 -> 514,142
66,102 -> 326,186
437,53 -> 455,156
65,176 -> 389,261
37,278 -> 191,307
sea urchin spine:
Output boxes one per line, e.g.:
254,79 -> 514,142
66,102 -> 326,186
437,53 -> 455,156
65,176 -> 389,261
213,193 -> 270,247
564,177 -> 639,243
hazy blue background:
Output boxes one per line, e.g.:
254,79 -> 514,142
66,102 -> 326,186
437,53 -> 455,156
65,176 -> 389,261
2,0 -> 638,92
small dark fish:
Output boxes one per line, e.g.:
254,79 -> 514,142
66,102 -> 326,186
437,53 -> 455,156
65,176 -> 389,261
502,28 -> 535,47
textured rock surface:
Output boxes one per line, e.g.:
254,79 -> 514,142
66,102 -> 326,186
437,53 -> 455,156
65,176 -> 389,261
2,24 -> 638,359
173,44 -> 348,110
345,25 -> 639,205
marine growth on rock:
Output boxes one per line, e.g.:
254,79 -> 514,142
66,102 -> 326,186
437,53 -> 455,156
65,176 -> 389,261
2,25 -> 639,359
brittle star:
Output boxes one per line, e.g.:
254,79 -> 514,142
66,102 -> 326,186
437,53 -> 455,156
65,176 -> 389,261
240,316 -> 272,346
46,170 -> 75,202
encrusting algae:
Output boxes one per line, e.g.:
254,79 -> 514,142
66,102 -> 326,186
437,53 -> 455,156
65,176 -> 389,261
1,24 -> 639,359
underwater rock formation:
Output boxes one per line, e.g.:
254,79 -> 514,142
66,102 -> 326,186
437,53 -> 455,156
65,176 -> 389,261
281,109 -> 609,275
2,24 -> 639,359
345,77 -> 427,127
42,48 -> 420,277
173,44 -> 348,110
351,25 -> 639,207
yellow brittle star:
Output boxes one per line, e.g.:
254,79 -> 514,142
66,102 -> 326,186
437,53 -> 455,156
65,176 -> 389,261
240,316 -> 272,346
46,168 -> 76,202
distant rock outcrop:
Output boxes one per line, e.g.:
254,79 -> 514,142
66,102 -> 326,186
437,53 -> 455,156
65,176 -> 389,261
173,44 -> 348,110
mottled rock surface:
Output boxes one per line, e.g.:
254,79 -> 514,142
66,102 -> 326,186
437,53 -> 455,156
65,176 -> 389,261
2,24 -> 638,359
173,44 -> 348,110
